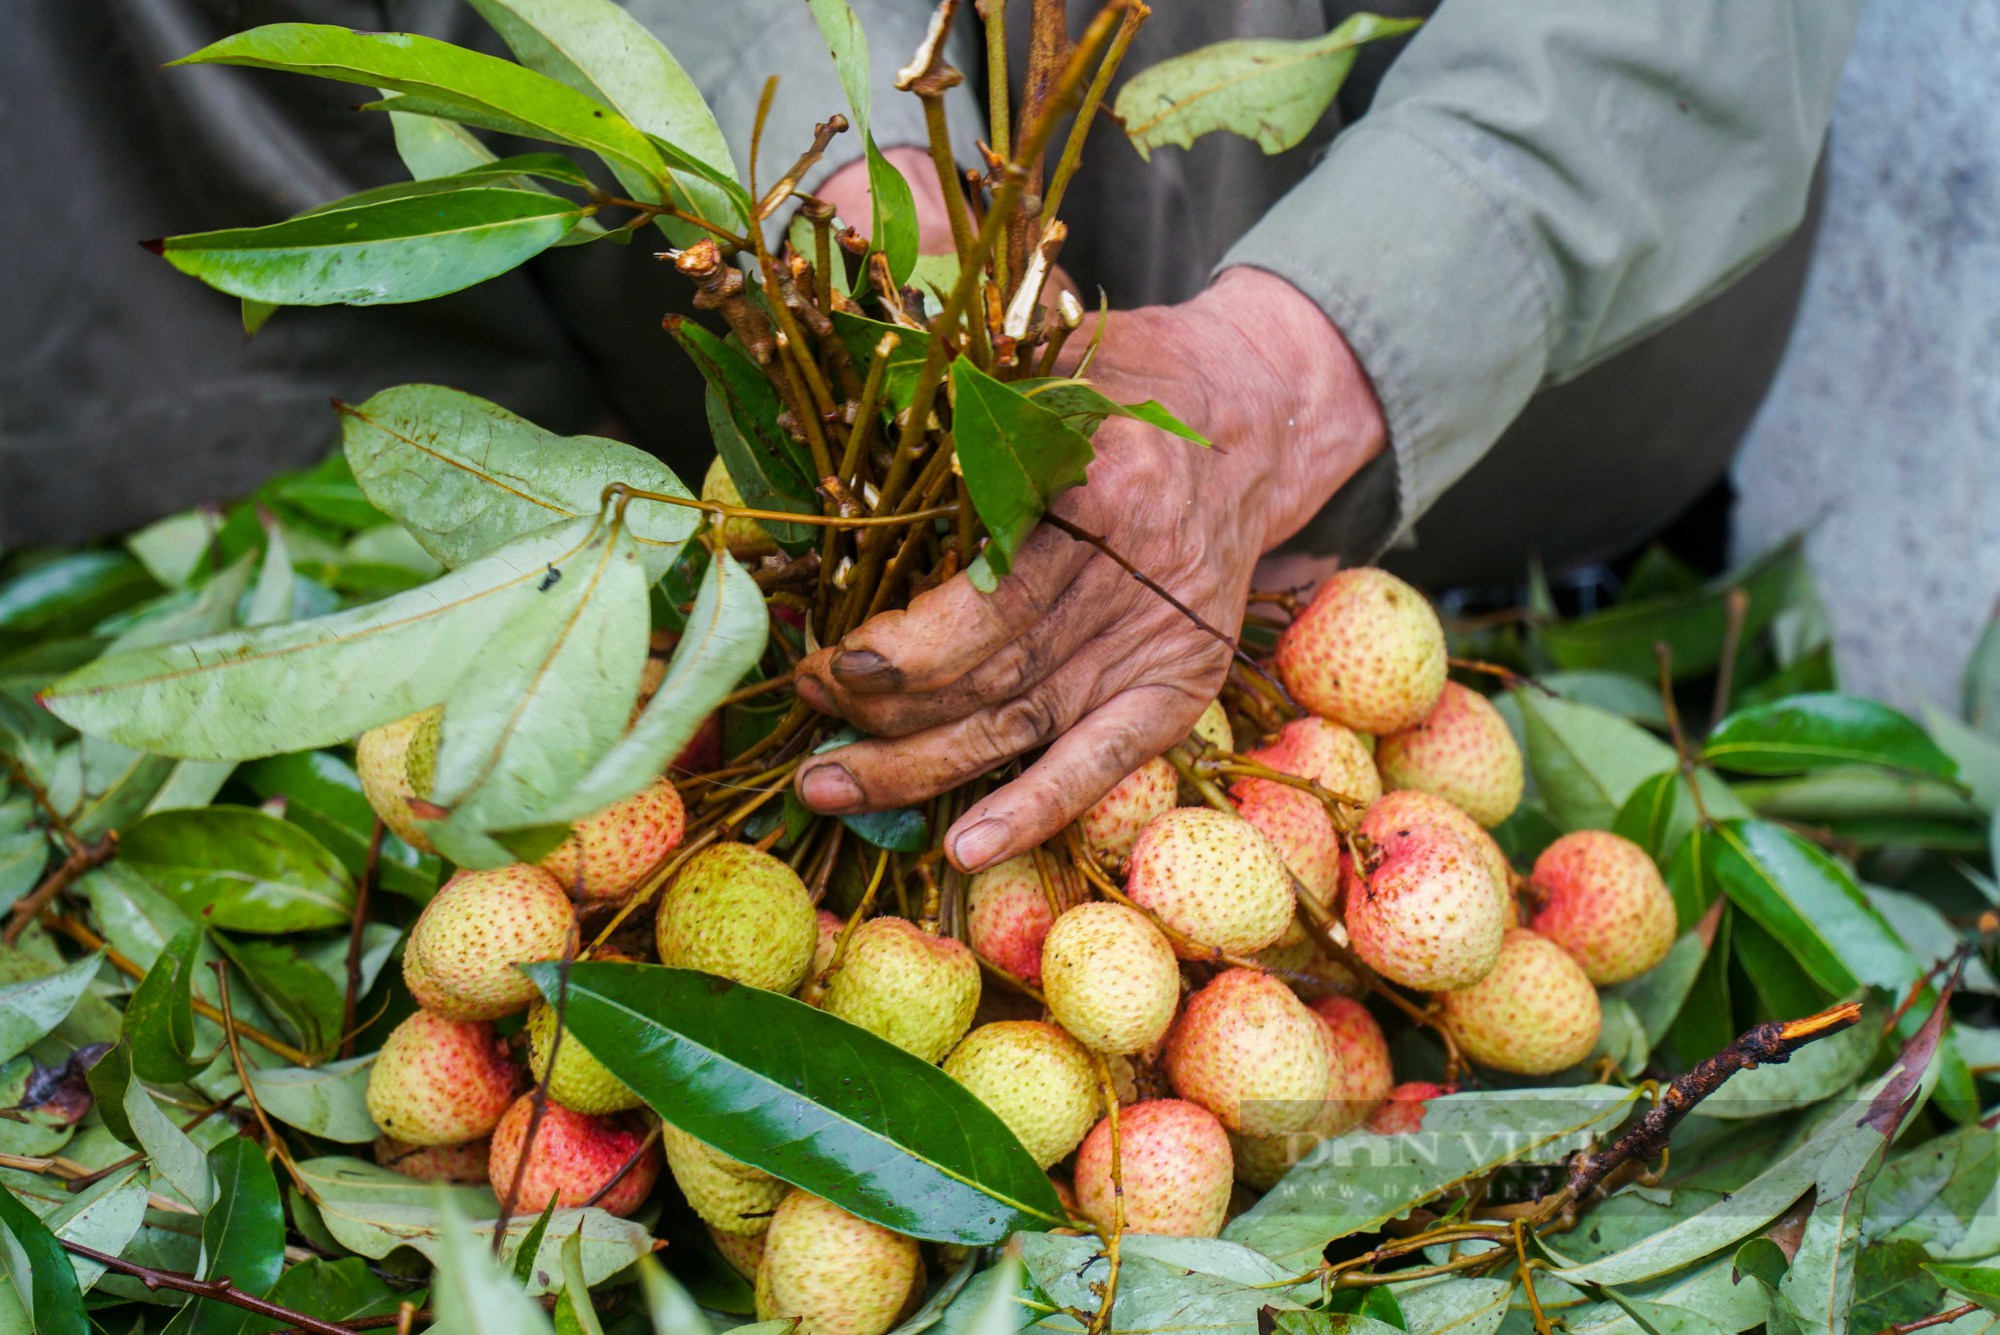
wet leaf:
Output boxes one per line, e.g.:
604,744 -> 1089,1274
123,927 -> 205,1083
1707,694 -> 1960,783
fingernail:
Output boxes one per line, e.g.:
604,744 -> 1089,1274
833,649 -> 896,686
951,818 -> 1011,872
800,763 -> 864,812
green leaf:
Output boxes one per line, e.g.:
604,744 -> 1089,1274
668,320 -> 818,550
1516,689 -> 1679,831
247,1056 -> 379,1143
1395,1279 -> 1511,1335
187,1136 -> 284,1333
1707,694 -> 1960,783
803,0 -> 916,281
0,833 -> 46,917
864,144 -> 920,286
830,311 -> 934,415
1732,912 -> 1834,1021
1927,1265 -> 2000,1315
950,359 -> 1094,575
0,1184 -> 87,1335
633,1254 -> 714,1335
340,384 -> 699,577
173,25 -> 669,187
41,1169 -> 150,1294
83,1041 -> 137,1146
428,1191 -> 558,1335
838,804 -> 928,853
0,551 -> 157,637
0,950 -> 104,1067
41,516 -> 605,760
307,154 -> 597,209
238,751 -> 440,902
1019,1232 -> 1320,1334
123,1075 -> 216,1212
155,189 -> 586,306
463,0 -> 743,235
1706,819 -> 1918,996
510,1200 -> 559,1288
213,935 -> 346,1058
556,1229 -> 607,1335
1729,769 -> 1982,829
1114,13 -> 1423,158
124,927 -> 205,1084
120,807 -> 354,933
1968,609 -> 2000,738
1919,702 -> 2000,809
1613,768 -> 1750,865
534,549 -> 765,824
1221,1085 -> 1635,1270
524,961 -> 1065,1244
246,1258 -> 401,1333
1014,378 -> 1212,444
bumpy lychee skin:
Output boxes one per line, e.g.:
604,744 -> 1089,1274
1528,830 -> 1676,984
1227,993 -> 1396,1186
1276,569 -> 1447,734
1440,928 -> 1601,1075
355,707 -> 441,853
1361,789 -> 1513,909
756,1190 -> 921,1335
374,1136 -> 490,1183
702,456 -> 779,561
655,843 -> 817,993
1346,814 -> 1507,991
1079,758 -> 1177,867
661,1123 -> 786,1236
527,999 -> 642,1116
403,865 -> 578,1021
1126,808 -> 1295,958
487,1096 -> 660,1217
1041,902 -> 1181,1055
944,1021 -> 1098,1168
1376,682 -> 1524,828
537,776 -> 685,902
1165,969 -> 1335,1136
823,918 -> 980,1063
711,1226 -> 765,1282
1232,782 -> 1339,912
365,1012 -> 520,1146
966,856 -> 1054,986
1075,1099 -> 1233,1238
1369,1081 -> 1456,1135
1246,717 -> 1384,807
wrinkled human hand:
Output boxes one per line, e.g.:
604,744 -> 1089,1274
791,268 -> 1386,873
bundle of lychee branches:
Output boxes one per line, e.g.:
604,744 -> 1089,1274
3,1 -> 2000,1334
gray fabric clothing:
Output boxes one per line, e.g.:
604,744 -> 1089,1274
3,0 -> 1860,586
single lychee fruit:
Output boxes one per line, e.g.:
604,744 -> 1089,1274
660,1122 -> 786,1236
1231,783 -> 1340,923
703,456 -> 779,561
373,1136 -> 490,1184
1440,928 -> 1601,1075
1040,902 -> 1181,1055
1244,717 -> 1383,807
487,1096 -> 660,1217
710,1225 -> 765,1281
1368,1081 -> 1457,1135
1227,998 -> 1390,1189
1074,1099 -> 1233,1238
966,856 -> 1055,986
1164,969 -> 1335,1136
355,706 -> 441,853
1359,789 -> 1513,911
943,1021 -> 1098,1168
1527,830 -> 1677,984
755,1190 -> 920,1335
1275,569 -> 1446,734
365,1011 -> 520,1146
655,842 -> 817,993
402,864 -> 578,1021
822,917 -> 980,1063
1345,810 -> 1507,991
527,997 -> 643,1116
1376,682 -> 1523,828
1256,932 -> 1362,996
537,776 -> 685,902
1078,758 -> 1177,868
1125,808 -> 1295,958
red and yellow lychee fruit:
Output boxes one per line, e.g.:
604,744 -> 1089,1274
966,856 -> 1055,986
1074,1099 -> 1233,1238
711,1226 -> 765,1282
755,1189 -> 921,1335
1079,758 -> 1177,867
1246,717 -> 1383,806
365,1012 -> 520,1146
1232,782 -> 1340,914
1041,902 -> 1182,1055
661,1122 -> 786,1236
355,706 -> 442,853
1376,682 -> 1523,828
374,1136 -> 491,1184
536,776 -> 685,902
1345,802 -> 1508,991
487,1096 -> 660,1217
1368,1081 -> 1457,1135
703,457 -> 780,562
655,842 -> 817,993
822,918 -> 980,1063
1229,995 -> 1394,1188
1360,788 -> 1513,907
1527,830 -> 1676,984
1275,569 -> 1447,734
1165,969 -> 1335,1136
1126,808 -> 1295,958
944,1021 -> 1098,1168
402,864 -> 578,1021
1440,928 -> 1601,1075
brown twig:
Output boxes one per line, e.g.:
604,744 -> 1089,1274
60,1241 -> 355,1335
1447,656 -> 1555,698
1876,1303 -> 1981,1335
2,833 -> 115,946
340,820 -> 384,1059
1656,642 -> 1713,828
1711,587 -> 1751,732
213,961 -> 317,1204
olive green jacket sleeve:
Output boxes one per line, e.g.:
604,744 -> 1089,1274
1223,0 -> 1864,554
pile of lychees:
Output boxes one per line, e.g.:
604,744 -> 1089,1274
355,567 -> 1675,1335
